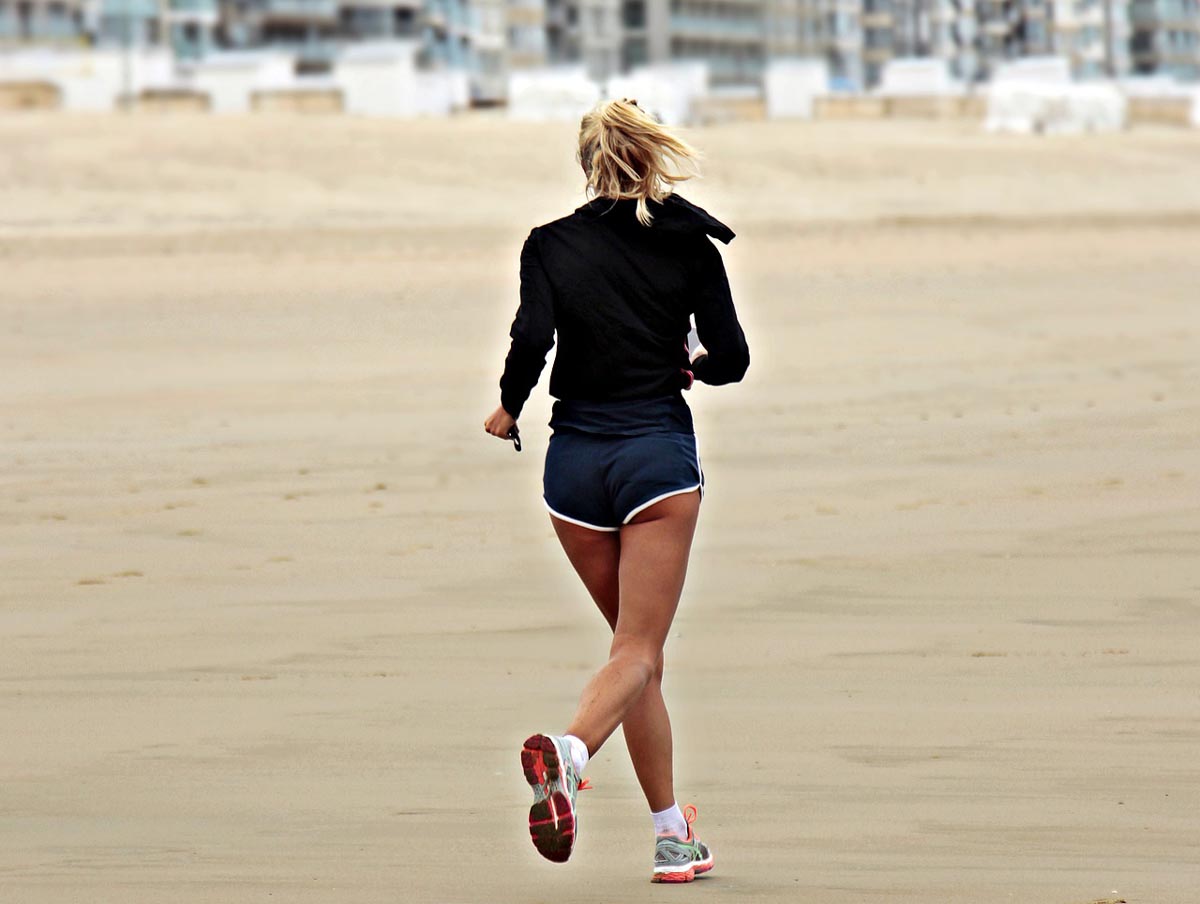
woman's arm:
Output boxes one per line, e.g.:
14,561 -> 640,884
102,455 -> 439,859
496,229 -> 556,423
690,238 -> 749,386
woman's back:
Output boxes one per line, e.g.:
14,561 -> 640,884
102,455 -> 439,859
499,193 -> 749,421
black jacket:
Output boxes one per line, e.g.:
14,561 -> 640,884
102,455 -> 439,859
499,193 -> 750,420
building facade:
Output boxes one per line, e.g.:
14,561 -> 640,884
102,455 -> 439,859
0,0 -> 87,43
1130,0 -> 1200,78
2,0 -> 1198,90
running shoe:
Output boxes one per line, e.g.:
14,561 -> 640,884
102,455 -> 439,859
651,804 -> 714,883
521,734 -> 588,863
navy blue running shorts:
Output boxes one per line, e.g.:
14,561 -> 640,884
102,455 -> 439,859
543,431 -> 704,532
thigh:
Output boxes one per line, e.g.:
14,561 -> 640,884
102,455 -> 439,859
551,516 -> 621,630
613,490 -> 702,653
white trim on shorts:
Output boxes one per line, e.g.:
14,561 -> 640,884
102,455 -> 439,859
621,483 -> 703,524
543,499 -> 620,532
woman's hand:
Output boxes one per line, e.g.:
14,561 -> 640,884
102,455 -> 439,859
484,405 -> 516,440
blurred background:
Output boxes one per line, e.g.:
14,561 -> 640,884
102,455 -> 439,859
3,4 -> 1200,903
0,0 -> 1198,120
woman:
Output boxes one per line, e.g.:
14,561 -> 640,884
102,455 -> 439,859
483,98 -> 749,883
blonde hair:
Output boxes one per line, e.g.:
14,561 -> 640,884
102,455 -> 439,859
578,98 -> 701,226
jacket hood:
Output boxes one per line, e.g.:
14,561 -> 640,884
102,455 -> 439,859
577,193 -> 735,244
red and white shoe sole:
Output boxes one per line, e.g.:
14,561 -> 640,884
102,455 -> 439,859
521,734 -> 576,863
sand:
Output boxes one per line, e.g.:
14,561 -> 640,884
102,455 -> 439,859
2,113 -> 1199,903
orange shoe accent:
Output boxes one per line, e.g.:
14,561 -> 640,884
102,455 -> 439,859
683,803 -> 699,833
652,869 -> 695,884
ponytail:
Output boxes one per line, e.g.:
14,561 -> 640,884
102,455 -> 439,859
578,98 -> 701,226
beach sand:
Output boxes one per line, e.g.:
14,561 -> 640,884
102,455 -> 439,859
2,114 -> 1199,903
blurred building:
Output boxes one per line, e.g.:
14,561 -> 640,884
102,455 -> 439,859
1130,0 -> 1200,78
0,0 -> 87,43
1051,0 -> 1132,77
545,0 -> 616,78
474,0 -> 545,100
167,0 -> 220,59
2,0 -> 1199,93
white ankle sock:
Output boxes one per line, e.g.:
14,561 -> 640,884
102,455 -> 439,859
652,802 -> 687,838
563,734 -> 589,776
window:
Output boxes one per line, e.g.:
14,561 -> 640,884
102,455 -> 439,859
622,35 -> 647,68
622,0 -> 644,27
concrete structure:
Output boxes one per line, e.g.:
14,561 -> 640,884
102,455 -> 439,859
184,50 -> 294,111
473,0 -> 545,101
0,46 -> 174,107
0,78 -> 60,106
335,39 -> 417,113
985,53 -> 1126,131
764,56 -> 827,117
507,64 -> 599,119
1130,0 -> 1200,80
5,0 -> 1200,111
137,86 -> 212,109
1050,0 -> 1132,78
606,59 -> 707,123
877,56 -> 958,94
0,0 -> 87,44
166,0 -> 220,60
545,0 -> 618,80
93,0 -> 166,46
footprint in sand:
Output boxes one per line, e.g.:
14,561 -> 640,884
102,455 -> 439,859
177,529 -> 202,537
77,578 -> 106,586
113,570 -> 143,578
266,555 -> 293,563
192,477 -> 208,487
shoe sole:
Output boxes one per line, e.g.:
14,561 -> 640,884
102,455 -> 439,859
652,852 -> 713,883
522,734 -> 575,863
652,869 -> 695,883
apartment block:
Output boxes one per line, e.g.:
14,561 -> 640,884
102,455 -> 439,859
0,0 -> 87,43
1130,0 -> 1200,78
1051,0 -> 1131,77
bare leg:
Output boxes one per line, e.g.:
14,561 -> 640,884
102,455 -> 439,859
556,491 -> 700,764
550,518 -> 679,811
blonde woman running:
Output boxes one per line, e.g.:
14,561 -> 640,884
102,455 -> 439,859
483,98 -> 749,883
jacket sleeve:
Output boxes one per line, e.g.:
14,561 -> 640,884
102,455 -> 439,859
689,237 -> 749,386
499,229 -> 556,419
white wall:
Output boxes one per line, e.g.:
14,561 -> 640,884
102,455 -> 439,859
508,67 -> 601,122
186,53 -> 294,114
0,49 -> 173,111
606,62 -> 709,126
764,59 -> 829,120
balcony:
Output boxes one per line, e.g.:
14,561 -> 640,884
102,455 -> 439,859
167,0 -> 219,23
669,14 -> 765,40
100,0 -> 163,18
256,0 -> 338,22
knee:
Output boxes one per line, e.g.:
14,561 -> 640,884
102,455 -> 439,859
610,637 -> 660,688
